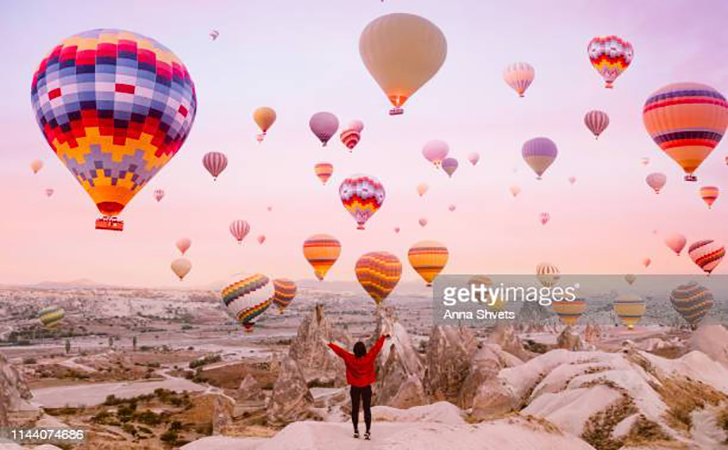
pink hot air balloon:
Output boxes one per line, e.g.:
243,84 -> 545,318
309,112 -> 339,146
539,212 -> 550,225
203,152 -> 228,180
643,258 -> 651,268
422,140 -> 449,167
467,152 -> 480,166
349,120 -> 364,133
689,240 -> 725,275
442,158 -> 459,178
664,233 -> 686,256
419,218 -> 428,227
503,62 -> 535,97
448,204 -> 456,212
646,172 -> 667,194
257,235 -> 266,245
394,227 -> 400,233
700,186 -> 719,209
45,188 -> 54,198
176,238 -> 191,255
522,137 -> 558,180
230,220 -> 251,244
153,189 -> 165,202
568,176 -> 576,185
267,206 -> 273,212
584,110 -> 610,139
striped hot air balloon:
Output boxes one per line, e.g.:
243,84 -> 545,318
670,282 -> 714,328
503,62 -> 535,98
643,83 -> 728,181
272,278 -> 297,314
221,273 -> 273,332
646,172 -> 667,194
536,263 -> 560,287
38,306 -> 65,329
688,240 -> 725,275
552,297 -> 587,326
203,152 -> 228,180
613,294 -> 645,329
340,127 -> 361,151
314,163 -> 334,185
408,240 -> 448,287
699,186 -> 719,209
355,251 -> 402,307
587,36 -> 633,88
584,110 -> 609,139
339,174 -> 385,230
442,158 -> 458,178
522,137 -> 558,180
303,234 -> 341,281
229,220 -> 251,244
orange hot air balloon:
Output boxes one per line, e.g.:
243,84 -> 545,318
30,159 -> 43,174
314,163 -> 334,185
552,297 -> 587,326
509,185 -> 521,197
643,258 -> 651,268
613,294 -> 645,330
699,186 -> 719,209
303,234 -> 341,281
417,183 -> 429,197
664,233 -> 686,256
355,251 -> 402,307
171,258 -> 192,281
272,278 -> 297,314
253,107 -> 276,143
408,240 -> 448,286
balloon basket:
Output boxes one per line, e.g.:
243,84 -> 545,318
95,216 -> 124,231
389,107 -> 404,116
684,175 -> 697,182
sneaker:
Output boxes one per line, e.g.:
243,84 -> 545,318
364,431 -> 371,440
353,431 -> 360,439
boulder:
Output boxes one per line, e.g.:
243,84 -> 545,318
424,325 -> 478,403
0,352 -> 32,427
267,356 -> 315,426
486,323 -> 532,361
556,326 -> 586,351
212,394 -> 234,435
459,343 -> 522,409
237,374 -> 265,403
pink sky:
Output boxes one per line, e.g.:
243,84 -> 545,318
1,0 -> 727,287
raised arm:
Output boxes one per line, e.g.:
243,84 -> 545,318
327,342 -> 351,361
365,335 -> 387,360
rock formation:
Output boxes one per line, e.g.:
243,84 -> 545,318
237,373 -> 266,403
424,325 -> 478,403
556,326 -> 586,351
267,356 -> 315,426
212,394 -> 234,435
458,343 -> 522,409
689,324 -> 728,367
0,352 -> 32,427
486,323 -> 532,361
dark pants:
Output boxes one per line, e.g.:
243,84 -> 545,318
350,385 -> 372,432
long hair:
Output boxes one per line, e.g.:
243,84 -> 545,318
353,341 -> 366,358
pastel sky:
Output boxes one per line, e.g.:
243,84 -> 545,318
1,0 -> 727,287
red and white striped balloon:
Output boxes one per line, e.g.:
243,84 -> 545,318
584,110 -> 609,139
203,152 -> 228,180
689,240 -> 725,275
699,186 -> 719,209
230,220 -> 251,244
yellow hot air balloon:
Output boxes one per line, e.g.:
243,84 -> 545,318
613,294 -> 646,329
355,251 -> 402,307
303,234 -> 341,281
468,275 -> 504,312
359,13 -> 447,115
408,240 -> 448,286
38,305 -> 65,329
552,297 -> 587,326
171,258 -> 192,281
253,107 -> 277,142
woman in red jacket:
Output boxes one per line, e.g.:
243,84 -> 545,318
328,334 -> 388,440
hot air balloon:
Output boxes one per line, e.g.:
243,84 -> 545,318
670,282 -> 714,329
624,274 -> 636,285
221,273 -> 273,332
699,186 -> 719,209
568,176 -> 576,185
349,120 -> 364,133
203,152 -> 228,180
230,220 -> 251,244
418,218 -> 428,227
417,183 -> 429,197
643,258 -> 651,268
272,278 -> 297,314
267,206 -> 273,212
210,30 -> 220,41
467,152 -> 480,166
587,36 -> 633,88
646,172 -> 667,194
643,83 -> 728,181
30,159 -> 43,174
613,294 -> 645,329
176,238 -> 191,255
641,157 -> 650,166
688,240 -> 725,275
584,110 -> 609,139
408,240 -> 448,286
309,112 -> 339,146
340,124 -> 362,151
253,107 -> 276,143
360,13 -> 447,115
422,140 -> 449,168
510,185 -> 521,197
257,235 -> 266,245
448,204 -> 456,212
314,163 -> 334,185
539,212 -> 550,226
303,234 -> 341,281
503,62 -> 535,98
45,188 -> 54,198
355,251 -> 402,307
153,189 -> 165,202
552,297 -> 587,326
394,227 -> 400,233
536,263 -> 560,288
31,30 -> 197,232
522,137 -> 558,179
38,306 -> 65,329
725,156 -> 728,166
441,158 -> 458,178
664,233 -> 686,256
171,258 -> 191,281
468,275 -> 505,312
339,174 -> 385,230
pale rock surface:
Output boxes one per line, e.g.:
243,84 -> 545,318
424,325 -> 478,402
487,323 -> 532,360
556,326 -> 586,351
458,343 -> 521,409
237,373 -> 266,403
0,352 -> 32,427
689,323 -> 728,367
267,356 -> 316,426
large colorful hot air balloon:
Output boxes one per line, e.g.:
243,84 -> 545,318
536,263 -> 560,288
303,234 -> 341,281
624,274 -> 636,285
360,13 -> 447,115
699,186 -> 719,209
643,83 -> 728,181
272,278 -> 297,314
584,110 -> 609,139
422,140 -> 449,167
314,163 -> 334,185
355,251 -> 402,307
441,158 -> 458,178
153,189 -> 165,202
310,112 -> 339,146
31,159 -> 43,174
503,62 -> 534,98
509,185 -> 521,197
417,183 -> 429,197
339,174 -> 385,230
587,36 -> 633,88
408,240 -> 448,286
522,137 -> 557,180
171,258 -> 191,281
340,121 -> 363,151
467,152 -> 480,166
539,212 -> 550,226
646,172 -> 667,194
230,220 -> 251,244
670,282 -> 714,328
664,233 -> 686,256
176,238 -> 191,255
613,294 -> 645,329
38,305 -> 65,329
31,29 -> 197,232
253,107 -> 276,143
203,152 -> 228,180
552,297 -> 587,326
688,240 -> 725,275
221,273 -> 273,332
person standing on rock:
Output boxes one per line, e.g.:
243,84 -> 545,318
327,333 -> 389,440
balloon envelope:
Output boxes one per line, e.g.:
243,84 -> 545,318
441,158 -> 458,177
339,174 -> 385,230
203,152 -> 228,180
171,258 -> 192,280
221,273 -> 273,332
646,172 -> 667,194
31,159 -> 43,174
38,305 -> 65,329
613,294 -> 645,329
625,274 -> 636,285
588,35 -> 633,88
699,186 -> 719,209
536,263 -> 560,287
509,185 -> 521,197
688,240 -> 725,274
664,233 -> 686,256
584,110 -> 609,139
176,238 -> 191,255
522,137 -> 557,179
355,251 -> 402,306
419,218 -> 428,227
303,234 -> 341,281
310,112 -> 339,146
422,140 -> 449,167
503,62 -> 534,97
416,183 -> 429,197
272,278 -> 297,314
468,152 -> 480,166
230,220 -> 251,244
670,282 -> 714,328
552,297 -> 587,326
253,107 -> 276,133
408,240 -> 448,286
314,163 -> 334,185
